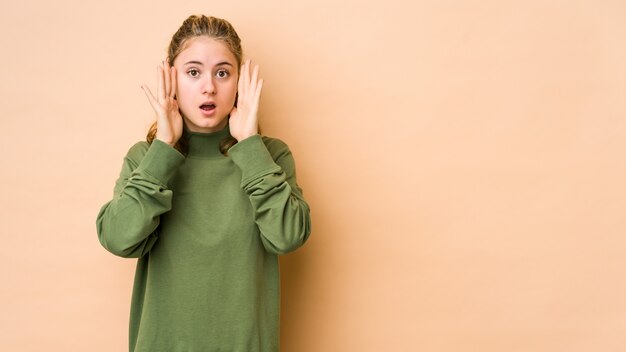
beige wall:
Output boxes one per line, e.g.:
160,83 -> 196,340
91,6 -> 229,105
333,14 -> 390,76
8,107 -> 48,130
1,0 -> 625,350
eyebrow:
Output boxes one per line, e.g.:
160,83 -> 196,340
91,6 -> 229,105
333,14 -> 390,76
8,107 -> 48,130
183,60 -> 234,67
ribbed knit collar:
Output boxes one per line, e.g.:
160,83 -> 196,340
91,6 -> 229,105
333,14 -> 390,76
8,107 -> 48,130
182,122 -> 231,159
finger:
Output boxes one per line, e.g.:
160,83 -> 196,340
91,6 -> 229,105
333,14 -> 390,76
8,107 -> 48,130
237,64 -> 244,100
141,85 -> 159,113
163,60 -> 171,98
244,60 -> 252,95
249,63 -> 259,97
157,63 -> 165,102
170,66 -> 177,99
239,60 -> 248,98
255,78 -> 264,102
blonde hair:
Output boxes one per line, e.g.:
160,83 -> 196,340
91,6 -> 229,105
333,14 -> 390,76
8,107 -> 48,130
146,15 -> 244,155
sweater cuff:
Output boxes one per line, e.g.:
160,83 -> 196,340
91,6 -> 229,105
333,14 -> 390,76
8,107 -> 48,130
229,135 -> 281,186
132,139 -> 185,186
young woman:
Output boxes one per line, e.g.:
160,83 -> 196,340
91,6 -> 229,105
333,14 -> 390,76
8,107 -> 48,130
96,14 -> 311,352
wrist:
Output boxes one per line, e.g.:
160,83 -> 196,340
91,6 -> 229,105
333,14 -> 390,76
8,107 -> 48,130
234,132 -> 258,142
156,137 -> 176,147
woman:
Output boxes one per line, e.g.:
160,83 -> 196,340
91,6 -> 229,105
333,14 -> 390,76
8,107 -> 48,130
96,14 -> 311,352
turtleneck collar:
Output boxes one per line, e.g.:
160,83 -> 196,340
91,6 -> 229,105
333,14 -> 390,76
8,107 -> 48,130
182,122 -> 231,159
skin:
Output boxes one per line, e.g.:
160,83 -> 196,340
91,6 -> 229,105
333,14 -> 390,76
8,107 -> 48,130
141,36 -> 263,145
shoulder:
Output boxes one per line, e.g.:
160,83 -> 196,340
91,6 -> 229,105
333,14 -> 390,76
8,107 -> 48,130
260,135 -> 291,160
124,140 -> 151,167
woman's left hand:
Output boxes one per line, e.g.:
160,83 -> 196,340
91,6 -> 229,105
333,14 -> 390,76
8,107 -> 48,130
229,59 -> 264,142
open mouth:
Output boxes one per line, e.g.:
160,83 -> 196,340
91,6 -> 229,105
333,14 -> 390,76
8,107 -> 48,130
200,103 -> 216,111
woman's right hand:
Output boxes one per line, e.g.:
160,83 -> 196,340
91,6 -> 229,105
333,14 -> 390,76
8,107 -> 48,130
141,60 -> 183,146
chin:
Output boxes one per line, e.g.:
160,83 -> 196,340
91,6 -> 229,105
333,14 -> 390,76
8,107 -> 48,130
185,116 -> 228,132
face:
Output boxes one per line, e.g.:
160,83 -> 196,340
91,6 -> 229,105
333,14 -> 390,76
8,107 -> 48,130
173,36 -> 239,133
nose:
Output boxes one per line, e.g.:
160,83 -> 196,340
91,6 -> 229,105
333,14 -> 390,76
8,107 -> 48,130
202,76 -> 216,95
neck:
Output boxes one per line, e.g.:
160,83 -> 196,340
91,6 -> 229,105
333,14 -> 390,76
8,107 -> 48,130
182,123 -> 231,159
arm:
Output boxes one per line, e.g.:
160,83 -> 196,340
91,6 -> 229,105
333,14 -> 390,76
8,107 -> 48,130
96,139 -> 185,258
229,135 -> 312,255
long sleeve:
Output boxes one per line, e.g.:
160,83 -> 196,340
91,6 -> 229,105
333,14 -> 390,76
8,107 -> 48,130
228,135 -> 312,255
96,139 -> 186,258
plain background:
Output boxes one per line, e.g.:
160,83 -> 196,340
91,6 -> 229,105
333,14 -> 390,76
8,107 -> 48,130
1,0 -> 626,350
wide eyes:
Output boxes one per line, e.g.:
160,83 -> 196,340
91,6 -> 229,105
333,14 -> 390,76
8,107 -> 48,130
187,68 -> 200,77
186,68 -> 230,79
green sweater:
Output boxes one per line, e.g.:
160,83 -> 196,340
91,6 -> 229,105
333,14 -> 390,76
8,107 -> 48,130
96,124 -> 311,352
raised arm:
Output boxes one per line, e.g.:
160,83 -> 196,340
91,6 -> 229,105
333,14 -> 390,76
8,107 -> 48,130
227,60 -> 311,253
229,136 -> 311,254
96,140 -> 185,258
